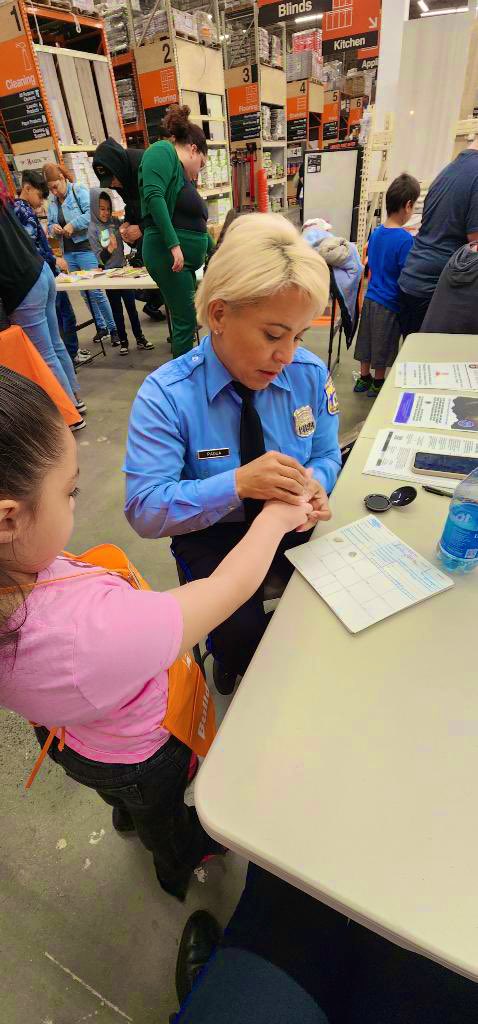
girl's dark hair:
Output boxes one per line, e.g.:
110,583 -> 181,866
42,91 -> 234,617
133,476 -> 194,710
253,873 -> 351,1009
163,104 -> 208,155
0,368 -> 65,657
386,173 -> 421,216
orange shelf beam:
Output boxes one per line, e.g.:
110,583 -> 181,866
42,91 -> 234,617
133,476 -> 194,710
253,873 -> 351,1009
25,5 -> 104,30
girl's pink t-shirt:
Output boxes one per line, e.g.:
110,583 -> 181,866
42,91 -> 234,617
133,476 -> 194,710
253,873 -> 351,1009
1,556 -> 184,763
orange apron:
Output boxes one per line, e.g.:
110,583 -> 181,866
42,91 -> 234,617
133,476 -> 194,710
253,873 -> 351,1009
25,544 -> 216,788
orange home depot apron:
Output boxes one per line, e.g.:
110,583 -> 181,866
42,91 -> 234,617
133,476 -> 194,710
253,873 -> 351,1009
0,325 -> 81,427
25,544 -> 216,788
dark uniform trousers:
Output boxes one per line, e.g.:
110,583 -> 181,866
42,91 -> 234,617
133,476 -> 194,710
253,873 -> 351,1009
172,522 -> 312,678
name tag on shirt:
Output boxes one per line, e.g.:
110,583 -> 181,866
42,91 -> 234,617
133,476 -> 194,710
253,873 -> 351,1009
197,448 -> 230,460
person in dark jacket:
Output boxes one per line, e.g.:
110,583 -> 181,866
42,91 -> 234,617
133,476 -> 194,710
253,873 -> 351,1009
92,138 -> 165,321
421,242 -> 478,335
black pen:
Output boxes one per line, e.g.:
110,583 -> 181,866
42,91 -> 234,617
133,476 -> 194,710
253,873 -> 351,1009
423,485 -> 454,498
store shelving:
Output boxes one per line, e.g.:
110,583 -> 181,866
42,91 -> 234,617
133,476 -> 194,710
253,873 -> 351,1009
222,2 -> 287,212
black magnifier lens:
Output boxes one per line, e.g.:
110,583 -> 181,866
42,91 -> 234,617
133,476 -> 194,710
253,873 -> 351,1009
364,493 -> 391,513
390,486 -> 417,507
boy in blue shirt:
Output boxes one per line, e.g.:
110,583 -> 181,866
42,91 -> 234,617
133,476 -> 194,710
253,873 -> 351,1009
354,172 -> 420,398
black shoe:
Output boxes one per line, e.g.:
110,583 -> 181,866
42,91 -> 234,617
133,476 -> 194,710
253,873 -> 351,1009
175,911 -> 223,1005
120,339 -> 129,356
93,328 -> 109,344
110,330 -> 121,347
213,659 -> 238,696
136,334 -> 154,350
143,302 -> 166,322
112,805 -> 136,835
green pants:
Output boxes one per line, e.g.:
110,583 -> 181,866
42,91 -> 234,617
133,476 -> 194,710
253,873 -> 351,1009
143,227 -> 208,358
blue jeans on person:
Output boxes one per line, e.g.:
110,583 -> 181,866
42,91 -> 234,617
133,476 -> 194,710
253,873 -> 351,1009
56,290 -> 79,361
65,249 -> 116,333
11,262 -> 78,403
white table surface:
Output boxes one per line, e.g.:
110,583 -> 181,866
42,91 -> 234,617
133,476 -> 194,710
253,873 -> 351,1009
196,332 -> 478,982
56,271 -> 155,291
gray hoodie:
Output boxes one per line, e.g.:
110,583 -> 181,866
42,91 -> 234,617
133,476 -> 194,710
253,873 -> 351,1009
88,187 -> 124,269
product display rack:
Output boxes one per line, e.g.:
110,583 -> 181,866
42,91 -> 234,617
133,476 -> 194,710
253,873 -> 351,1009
112,49 -> 148,148
286,78 -> 323,206
222,2 -> 287,213
133,0 -> 233,236
0,0 -> 125,187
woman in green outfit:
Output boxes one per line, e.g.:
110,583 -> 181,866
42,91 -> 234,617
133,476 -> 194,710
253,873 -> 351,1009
139,105 -> 214,357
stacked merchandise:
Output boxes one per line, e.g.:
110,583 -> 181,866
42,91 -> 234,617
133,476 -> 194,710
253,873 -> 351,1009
258,27 -> 270,62
64,152 -> 99,188
342,70 -> 373,98
270,107 -> 285,140
269,33 -> 282,68
116,77 -> 138,124
269,190 -> 282,213
263,151 -> 284,179
291,29 -> 322,56
74,0 -> 95,12
196,11 -> 218,46
321,61 -> 343,89
102,5 -> 131,55
208,194 -> 232,224
287,51 -> 322,83
228,25 -> 254,68
197,148 -> 229,191
261,104 -> 271,141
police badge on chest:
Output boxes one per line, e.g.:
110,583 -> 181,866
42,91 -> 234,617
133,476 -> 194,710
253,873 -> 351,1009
293,405 -> 315,438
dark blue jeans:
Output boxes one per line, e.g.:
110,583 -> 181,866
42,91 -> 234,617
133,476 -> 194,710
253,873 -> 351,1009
106,288 -> 142,341
34,727 -> 211,891
56,290 -> 79,361
176,865 -> 478,1023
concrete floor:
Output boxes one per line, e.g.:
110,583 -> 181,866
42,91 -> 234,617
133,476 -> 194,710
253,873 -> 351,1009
0,298 -> 368,1024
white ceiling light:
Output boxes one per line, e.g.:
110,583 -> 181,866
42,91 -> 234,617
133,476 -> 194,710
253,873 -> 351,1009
421,6 -> 468,15
294,13 -> 324,24
418,0 -> 429,11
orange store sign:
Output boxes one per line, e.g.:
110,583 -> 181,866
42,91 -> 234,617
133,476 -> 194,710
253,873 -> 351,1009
138,66 -> 179,110
0,36 -> 39,98
227,83 -> 260,117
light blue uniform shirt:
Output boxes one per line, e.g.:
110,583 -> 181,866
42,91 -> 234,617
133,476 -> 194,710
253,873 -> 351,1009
124,335 -> 341,538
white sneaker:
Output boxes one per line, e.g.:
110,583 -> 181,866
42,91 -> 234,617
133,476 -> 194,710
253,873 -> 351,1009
71,417 -> 86,432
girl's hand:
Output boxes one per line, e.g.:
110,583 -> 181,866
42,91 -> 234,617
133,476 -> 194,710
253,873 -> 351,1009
295,469 -> 331,532
56,257 -> 68,273
51,223 -> 64,236
171,245 -> 184,272
262,498 -> 313,534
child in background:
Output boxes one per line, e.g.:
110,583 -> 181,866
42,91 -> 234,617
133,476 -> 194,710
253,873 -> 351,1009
88,188 -> 153,356
353,172 -> 420,398
0,367 -> 312,900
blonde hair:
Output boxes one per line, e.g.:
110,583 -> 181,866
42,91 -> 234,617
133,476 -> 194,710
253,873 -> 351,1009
43,162 -> 75,184
196,213 -> 329,326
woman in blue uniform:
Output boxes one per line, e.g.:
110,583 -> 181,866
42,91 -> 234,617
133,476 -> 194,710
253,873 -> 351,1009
124,214 -> 341,692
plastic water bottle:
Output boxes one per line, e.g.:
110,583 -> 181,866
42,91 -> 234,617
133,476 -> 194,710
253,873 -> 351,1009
437,468 -> 478,573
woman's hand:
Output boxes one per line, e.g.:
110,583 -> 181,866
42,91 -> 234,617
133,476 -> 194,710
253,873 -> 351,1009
121,223 -> 142,244
295,470 -> 331,532
236,451 -> 309,505
51,224 -> 64,237
171,245 -> 184,272
261,498 -> 313,534
62,222 -> 74,238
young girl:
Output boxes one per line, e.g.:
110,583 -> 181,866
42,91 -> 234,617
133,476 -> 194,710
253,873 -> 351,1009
0,367 -> 311,900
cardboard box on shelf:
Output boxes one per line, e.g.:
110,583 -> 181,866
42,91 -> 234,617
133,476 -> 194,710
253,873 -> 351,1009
287,51 -> 322,83
342,71 -> 373,98
291,29 -> 322,56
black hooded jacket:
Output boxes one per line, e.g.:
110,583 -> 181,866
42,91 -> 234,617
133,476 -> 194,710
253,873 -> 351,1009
421,243 -> 478,334
92,138 -> 145,233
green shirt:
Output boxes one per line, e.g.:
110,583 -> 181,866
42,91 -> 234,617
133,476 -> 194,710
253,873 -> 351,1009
139,140 -> 185,250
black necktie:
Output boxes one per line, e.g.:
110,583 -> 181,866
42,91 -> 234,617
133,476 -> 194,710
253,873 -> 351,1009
233,381 -> 266,524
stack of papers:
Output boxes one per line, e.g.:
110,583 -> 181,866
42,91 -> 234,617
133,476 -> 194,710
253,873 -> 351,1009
363,428 -> 478,490
286,517 -> 453,634
396,362 -> 478,391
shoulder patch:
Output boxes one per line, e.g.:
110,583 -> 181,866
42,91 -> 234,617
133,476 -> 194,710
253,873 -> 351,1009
325,374 -> 339,415
153,346 -> 206,388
